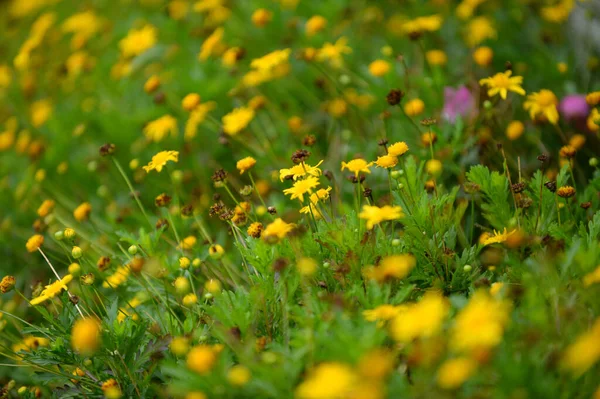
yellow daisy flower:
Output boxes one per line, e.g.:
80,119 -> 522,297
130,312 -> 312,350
479,71 -> 525,100
523,89 -> 559,125
143,151 -> 179,173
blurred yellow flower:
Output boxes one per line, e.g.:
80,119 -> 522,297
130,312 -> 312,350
262,218 -> 295,242
144,115 -> 178,142
437,357 -> 476,389
306,15 -> 327,36
359,205 -> 403,230
369,59 -> 391,77
404,98 -> 425,116
71,318 -> 101,355
119,25 -> 157,58
236,156 -> 257,174
295,362 -> 356,399
187,345 -> 218,374
389,291 -> 449,342
222,107 -> 255,136
198,27 -> 224,61
143,151 -> 179,173
524,89 -> 559,125
562,318 -> 600,376
73,202 -> 92,222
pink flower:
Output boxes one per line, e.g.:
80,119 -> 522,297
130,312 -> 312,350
442,86 -> 477,123
559,94 -> 589,120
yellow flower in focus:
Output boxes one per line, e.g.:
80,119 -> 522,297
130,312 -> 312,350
375,155 -> 398,168
26,234 -> 44,252
222,107 -> 255,136
251,8 -> 272,27
388,141 -> 409,157
283,176 -> 320,202
144,115 -> 178,142
369,59 -> 391,77
482,228 -> 517,246
437,357 -> 476,389
236,156 -> 257,174
426,50 -> 447,66
341,158 -> 373,177
306,15 -> 327,36
143,151 -> 179,173
187,345 -> 218,375
403,98 -> 425,116
479,71 -> 525,100
295,362 -> 356,399
450,291 -> 511,354
473,46 -> 493,66
262,218 -> 295,242
71,318 -> 101,355
30,274 -> 73,305
561,318 -> 600,376
523,90 -> 560,125
389,292 -> 449,342
227,365 -> 251,386
119,25 -> 157,58
198,27 -> 224,61
73,202 -> 92,222
279,160 -> 323,181
506,120 -> 524,140
359,205 -> 403,230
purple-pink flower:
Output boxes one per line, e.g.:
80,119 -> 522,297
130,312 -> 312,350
559,94 -> 589,120
442,86 -> 477,123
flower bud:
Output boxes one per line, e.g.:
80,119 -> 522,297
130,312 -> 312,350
54,230 -> 64,241
463,264 -> 472,272
72,246 -> 83,259
128,245 -> 138,255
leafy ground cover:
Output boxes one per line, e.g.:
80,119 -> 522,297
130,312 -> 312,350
1,0 -> 600,398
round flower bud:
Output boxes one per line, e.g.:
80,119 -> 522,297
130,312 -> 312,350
68,263 -> 81,276
64,228 -> 76,239
208,244 -> 224,260
391,239 -> 401,246
192,258 -> 202,268
174,277 -> 190,294
590,157 -> 598,167
322,262 -> 330,269
179,257 -> 191,269
72,246 -> 83,259
54,230 -> 64,241
463,265 -> 472,272
390,170 -> 401,180
128,245 -> 138,255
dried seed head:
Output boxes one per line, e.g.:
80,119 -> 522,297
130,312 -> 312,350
559,145 -> 576,159
420,117 -> 437,126
378,138 -> 389,147
580,201 -> 592,210
267,206 -> 277,215
303,135 -> 317,147
211,169 -> 228,183
155,193 -> 172,208
537,154 -> 549,163
156,218 -> 169,229
181,204 -> 194,217
99,143 -> 116,157
291,149 -> 311,164
544,181 -> 557,193
511,182 -> 526,194
386,89 -> 404,106
463,182 -> 481,194
97,256 -> 111,272
273,257 -> 288,272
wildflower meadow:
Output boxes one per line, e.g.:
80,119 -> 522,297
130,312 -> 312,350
2,0 -> 600,398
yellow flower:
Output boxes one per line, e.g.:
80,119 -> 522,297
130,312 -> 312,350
183,293 -> 198,306
71,318 -> 101,355
317,37 -> 352,68
236,156 -> 256,174
119,25 -> 157,58
30,274 -> 73,305
222,46 -> 242,67
279,160 -> 323,181
222,107 -> 255,136
250,49 -> 291,71
402,14 -> 443,34
326,98 -> 347,118
144,75 -> 161,93
587,108 -> 599,133
389,291 -> 449,342
465,16 -> 496,47
450,291 -> 511,354
482,228 -> 516,246
583,265 -> 600,287
73,202 -> 92,222
541,0 -> 575,23
179,236 -> 197,250
144,115 -> 178,142
365,254 -> 416,283
251,8 -> 272,27
426,50 -> 447,66
297,257 -> 318,276
30,99 -> 53,127
523,90 -> 560,125
185,101 -> 216,140
479,71 -> 525,100
0,275 -> 16,293
170,336 -> 190,356
227,365 -> 251,386
103,266 -> 130,289
363,305 -> 404,325
368,59 -> 391,77
283,176 -> 320,202
341,158 -> 373,177
306,15 -> 327,36
561,318 -> 600,376
403,98 -> 425,116
262,218 -> 295,242
143,151 -> 179,173
505,120 -> 524,140
187,345 -> 218,374
375,155 -> 398,168
426,159 -> 443,176
295,362 -> 356,399
359,205 -> 403,230
586,91 -> 600,106
437,357 -> 476,389
387,141 -> 409,157
198,27 -> 224,61
473,46 -> 493,66
26,234 -> 44,252
182,93 -> 201,111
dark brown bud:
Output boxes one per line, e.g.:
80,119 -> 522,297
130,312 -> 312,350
97,256 -> 111,272
156,218 -> 169,229
267,206 -> 277,215
420,117 -> 437,126
580,201 -> 592,209
408,31 -> 422,41
155,193 -> 172,208
363,187 -> 373,199
181,204 -> 193,216
211,169 -> 228,183
273,257 -> 288,272
511,182 -> 526,194
378,138 -> 389,147
496,143 -> 503,150
504,61 -> 512,71
99,143 -> 116,156
544,181 -> 556,193
153,92 -> 166,105
291,149 -> 311,164
537,154 -> 549,163
303,135 -> 317,147
69,295 -> 80,305
386,89 -> 404,106
323,170 -> 334,181
463,182 -> 481,194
